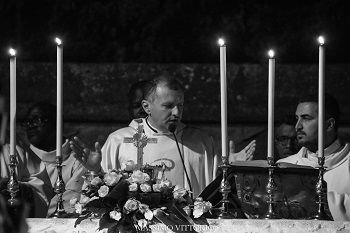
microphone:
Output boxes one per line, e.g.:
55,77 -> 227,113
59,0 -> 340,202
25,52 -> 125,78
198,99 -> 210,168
168,123 -> 176,133
168,123 -> 193,197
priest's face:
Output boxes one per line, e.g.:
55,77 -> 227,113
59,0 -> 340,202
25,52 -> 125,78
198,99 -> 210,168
144,84 -> 184,132
23,107 -> 53,148
295,102 -> 319,152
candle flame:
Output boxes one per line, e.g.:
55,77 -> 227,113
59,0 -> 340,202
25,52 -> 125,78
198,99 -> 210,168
218,39 -> 225,46
268,50 -> 274,58
55,38 -> 62,45
9,48 -> 16,56
318,36 -> 325,45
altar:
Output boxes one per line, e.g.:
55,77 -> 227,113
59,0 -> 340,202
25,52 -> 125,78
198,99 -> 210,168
27,218 -> 350,233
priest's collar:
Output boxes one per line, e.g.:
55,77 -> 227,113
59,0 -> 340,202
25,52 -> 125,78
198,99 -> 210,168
145,117 -> 159,133
305,138 -> 342,160
130,118 -> 186,135
30,139 -> 71,163
145,117 -> 176,134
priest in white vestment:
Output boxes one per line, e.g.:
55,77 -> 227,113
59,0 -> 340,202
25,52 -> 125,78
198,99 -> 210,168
99,75 -> 256,197
102,75 -> 219,197
17,102 -> 87,216
277,93 -> 350,221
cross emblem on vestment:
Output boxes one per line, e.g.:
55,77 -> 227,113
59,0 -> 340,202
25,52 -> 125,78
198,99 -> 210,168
123,120 -> 157,169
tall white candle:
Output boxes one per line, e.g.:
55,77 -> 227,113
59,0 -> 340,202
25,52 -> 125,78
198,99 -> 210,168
9,49 -> 16,156
318,36 -> 325,158
267,50 -> 275,160
218,39 -> 228,158
56,38 -> 63,158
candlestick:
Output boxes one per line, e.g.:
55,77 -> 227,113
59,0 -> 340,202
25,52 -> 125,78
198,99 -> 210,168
51,38 -> 66,217
217,39 -> 234,219
310,36 -> 332,221
218,38 -> 228,160
9,48 -> 16,156
56,38 -> 63,158
318,36 -> 325,158
8,48 -> 20,206
267,50 -> 275,160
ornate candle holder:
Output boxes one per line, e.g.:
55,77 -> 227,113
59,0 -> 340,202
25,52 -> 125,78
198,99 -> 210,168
218,156 -> 235,219
50,157 -> 66,218
310,157 -> 332,220
263,157 -> 280,219
7,154 -> 20,206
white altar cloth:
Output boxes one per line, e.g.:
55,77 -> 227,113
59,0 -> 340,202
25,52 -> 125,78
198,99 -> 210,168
27,218 -> 350,233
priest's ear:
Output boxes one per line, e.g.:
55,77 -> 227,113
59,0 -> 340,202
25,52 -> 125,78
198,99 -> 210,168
326,118 -> 336,132
141,100 -> 151,115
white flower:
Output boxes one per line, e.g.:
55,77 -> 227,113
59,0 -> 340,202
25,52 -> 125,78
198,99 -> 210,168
152,183 -> 162,192
98,185 -> 109,197
129,170 -> 149,183
109,210 -> 122,221
138,219 -> 148,229
144,210 -> 154,220
129,182 -> 138,192
70,197 -> 78,206
160,179 -> 172,188
193,199 -> 212,218
193,208 -> 203,218
140,183 -> 152,193
104,172 -> 122,186
124,199 -> 139,214
91,177 -> 103,186
124,160 -> 136,171
75,203 -> 84,214
80,195 -> 90,204
173,185 -> 188,202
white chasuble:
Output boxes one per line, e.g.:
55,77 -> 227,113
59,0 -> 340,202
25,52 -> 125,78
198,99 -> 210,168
101,118 -> 218,197
30,140 -> 86,216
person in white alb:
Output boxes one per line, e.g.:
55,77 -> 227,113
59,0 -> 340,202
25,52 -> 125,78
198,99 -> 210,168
70,74 -> 256,198
18,102 -> 88,216
277,93 -> 350,221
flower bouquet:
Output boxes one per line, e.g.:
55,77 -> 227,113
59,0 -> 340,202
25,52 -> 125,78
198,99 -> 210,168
73,160 -> 212,233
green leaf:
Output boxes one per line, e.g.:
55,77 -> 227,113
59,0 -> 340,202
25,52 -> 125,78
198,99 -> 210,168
74,212 -> 92,227
170,201 -> 195,225
85,199 -> 115,214
98,213 -> 119,231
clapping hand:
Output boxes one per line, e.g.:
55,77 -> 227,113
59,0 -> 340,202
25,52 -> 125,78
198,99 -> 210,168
70,136 -> 102,172
229,140 -> 256,164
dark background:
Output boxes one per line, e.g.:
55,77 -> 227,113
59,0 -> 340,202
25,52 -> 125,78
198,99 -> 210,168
1,0 -> 350,64
1,0 -> 350,158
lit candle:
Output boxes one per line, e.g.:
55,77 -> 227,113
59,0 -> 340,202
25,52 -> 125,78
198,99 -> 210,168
56,38 -> 63,158
218,38 -> 228,158
267,50 -> 275,160
9,48 -> 16,156
318,36 -> 325,158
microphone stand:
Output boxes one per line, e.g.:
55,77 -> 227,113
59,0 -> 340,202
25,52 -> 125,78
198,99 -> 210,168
169,124 -> 193,199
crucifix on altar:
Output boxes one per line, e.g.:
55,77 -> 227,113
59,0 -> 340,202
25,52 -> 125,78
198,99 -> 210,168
123,120 -> 157,169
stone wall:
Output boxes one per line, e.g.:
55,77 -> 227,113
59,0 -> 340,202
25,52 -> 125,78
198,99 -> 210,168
1,62 -> 350,159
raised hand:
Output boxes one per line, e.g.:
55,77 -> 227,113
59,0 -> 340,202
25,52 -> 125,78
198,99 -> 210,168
229,140 -> 256,164
69,136 -> 102,172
